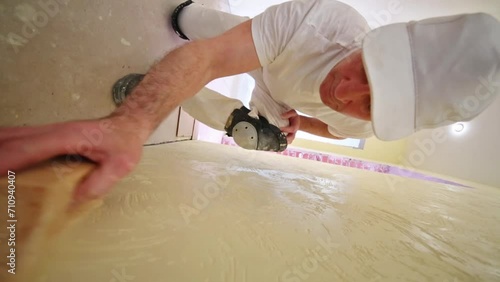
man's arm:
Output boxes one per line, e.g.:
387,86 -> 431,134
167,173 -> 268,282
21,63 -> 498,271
0,20 -> 261,200
112,20 -> 261,140
299,116 -> 345,140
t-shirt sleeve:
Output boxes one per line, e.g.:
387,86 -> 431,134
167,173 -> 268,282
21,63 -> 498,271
251,1 -> 313,67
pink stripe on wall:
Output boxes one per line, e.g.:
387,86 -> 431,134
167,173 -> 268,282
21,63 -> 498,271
221,136 -> 469,188
221,136 -> 390,173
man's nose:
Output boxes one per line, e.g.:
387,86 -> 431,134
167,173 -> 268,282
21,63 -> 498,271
335,79 -> 370,102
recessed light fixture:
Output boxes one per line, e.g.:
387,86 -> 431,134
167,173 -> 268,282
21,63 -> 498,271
453,123 -> 465,133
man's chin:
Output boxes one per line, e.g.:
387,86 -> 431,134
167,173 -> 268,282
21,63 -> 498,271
342,109 -> 371,121
356,112 -> 372,121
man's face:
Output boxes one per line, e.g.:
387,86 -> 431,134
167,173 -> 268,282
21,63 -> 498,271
319,50 -> 372,121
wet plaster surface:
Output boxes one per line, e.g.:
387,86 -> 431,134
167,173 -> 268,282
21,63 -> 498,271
35,141 -> 500,282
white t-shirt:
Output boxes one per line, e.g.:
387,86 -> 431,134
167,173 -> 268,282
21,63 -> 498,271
251,0 -> 374,138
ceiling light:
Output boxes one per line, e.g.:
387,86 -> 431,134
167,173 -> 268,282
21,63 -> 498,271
453,123 -> 465,133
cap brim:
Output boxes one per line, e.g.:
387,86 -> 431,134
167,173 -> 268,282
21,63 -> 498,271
362,23 -> 416,141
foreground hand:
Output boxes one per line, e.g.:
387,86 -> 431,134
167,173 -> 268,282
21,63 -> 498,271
280,109 -> 301,144
0,116 -> 145,201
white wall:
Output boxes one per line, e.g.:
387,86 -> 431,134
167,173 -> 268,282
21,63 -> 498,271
403,96 -> 500,188
228,0 -> 290,17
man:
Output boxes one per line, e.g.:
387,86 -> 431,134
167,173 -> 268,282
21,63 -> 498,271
0,0 -> 499,201
114,0 -> 375,153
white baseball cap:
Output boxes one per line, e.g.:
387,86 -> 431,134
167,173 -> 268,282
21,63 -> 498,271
362,13 -> 500,141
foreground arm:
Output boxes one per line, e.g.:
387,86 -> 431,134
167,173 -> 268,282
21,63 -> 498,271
0,20 -> 260,201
